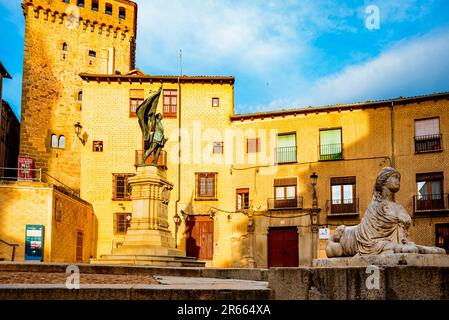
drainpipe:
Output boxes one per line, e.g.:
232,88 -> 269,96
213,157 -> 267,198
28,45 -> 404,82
175,76 -> 182,222
390,101 -> 395,168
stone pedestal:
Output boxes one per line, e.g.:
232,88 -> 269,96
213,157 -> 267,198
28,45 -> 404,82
92,166 -> 205,267
313,253 -> 449,268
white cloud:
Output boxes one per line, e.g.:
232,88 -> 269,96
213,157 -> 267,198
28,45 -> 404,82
134,0 -> 359,76
276,29 -> 449,109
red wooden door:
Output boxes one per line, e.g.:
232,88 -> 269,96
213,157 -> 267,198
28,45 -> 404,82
186,216 -> 214,260
268,227 -> 298,267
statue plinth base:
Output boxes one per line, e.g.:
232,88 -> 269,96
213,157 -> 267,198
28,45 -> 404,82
313,253 -> 449,268
92,165 -> 205,267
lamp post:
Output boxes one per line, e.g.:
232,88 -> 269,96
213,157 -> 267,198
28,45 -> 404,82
310,172 -> 319,261
74,122 -> 86,145
173,212 -> 182,248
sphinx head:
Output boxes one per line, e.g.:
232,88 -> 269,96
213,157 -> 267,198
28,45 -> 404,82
374,167 -> 401,198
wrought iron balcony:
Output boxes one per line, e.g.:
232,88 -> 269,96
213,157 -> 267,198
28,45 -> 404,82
319,143 -> 343,161
413,194 -> 449,213
268,196 -> 303,210
275,146 -> 297,164
135,150 -> 167,169
326,198 -> 359,217
414,134 -> 442,153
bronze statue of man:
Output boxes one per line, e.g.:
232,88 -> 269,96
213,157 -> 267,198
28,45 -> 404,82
136,87 -> 167,165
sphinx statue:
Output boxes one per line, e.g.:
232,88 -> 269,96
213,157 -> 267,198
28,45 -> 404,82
326,167 -> 446,257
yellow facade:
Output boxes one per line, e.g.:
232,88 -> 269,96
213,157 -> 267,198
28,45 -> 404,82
19,0 -> 137,192
10,1 -> 449,267
0,182 -> 95,263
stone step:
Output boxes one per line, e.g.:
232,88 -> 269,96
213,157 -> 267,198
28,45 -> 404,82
91,255 -> 206,267
0,284 -> 272,300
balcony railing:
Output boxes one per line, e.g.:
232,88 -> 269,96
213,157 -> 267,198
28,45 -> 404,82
414,134 -> 442,153
0,167 -> 42,182
135,150 -> 167,169
327,198 -> 359,217
319,143 -> 343,161
413,194 -> 449,213
275,146 -> 297,164
268,196 -> 303,210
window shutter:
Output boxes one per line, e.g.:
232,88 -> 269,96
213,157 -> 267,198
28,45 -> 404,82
277,134 -> 296,148
416,172 -> 444,181
320,129 -> 341,145
415,118 -> 440,137
113,213 -> 118,234
274,177 -> 297,187
331,176 -> 356,185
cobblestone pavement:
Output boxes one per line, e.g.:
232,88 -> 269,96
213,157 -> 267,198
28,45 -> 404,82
0,272 -> 157,285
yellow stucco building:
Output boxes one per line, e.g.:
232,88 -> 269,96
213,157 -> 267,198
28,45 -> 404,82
1,0 -> 448,266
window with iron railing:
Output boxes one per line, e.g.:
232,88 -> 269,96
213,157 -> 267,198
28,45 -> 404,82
114,213 -> 132,235
319,128 -> 343,160
415,118 -> 442,153
269,177 -> 301,209
414,172 -> 448,212
112,173 -> 134,201
329,176 -> 357,215
276,133 -> 297,164
196,173 -> 217,200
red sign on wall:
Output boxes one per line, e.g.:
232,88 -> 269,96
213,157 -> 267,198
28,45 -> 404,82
18,157 -> 35,181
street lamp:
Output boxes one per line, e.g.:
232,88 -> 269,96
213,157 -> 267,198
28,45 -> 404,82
74,122 -> 86,145
173,212 -> 182,248
310,172 -> 319,261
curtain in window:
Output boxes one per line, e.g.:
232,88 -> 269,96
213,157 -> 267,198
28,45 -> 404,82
415,118 -> 440,137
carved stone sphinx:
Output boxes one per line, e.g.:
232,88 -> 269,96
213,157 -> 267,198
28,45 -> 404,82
326,167 -> 446,258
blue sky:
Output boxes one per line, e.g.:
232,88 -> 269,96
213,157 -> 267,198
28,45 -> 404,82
1,0 -> 449,120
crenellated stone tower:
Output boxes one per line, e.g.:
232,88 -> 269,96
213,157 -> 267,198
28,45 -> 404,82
19,0 -> 137,192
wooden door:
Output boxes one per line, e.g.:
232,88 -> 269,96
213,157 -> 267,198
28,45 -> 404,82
186,216 -> 214,260
76,232 -> 84,262
268,227 -> 298,267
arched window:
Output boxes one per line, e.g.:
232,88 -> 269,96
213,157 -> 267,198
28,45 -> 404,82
105,3 -> 113,15
78,91 -> 83,101
58,135 -> 66,149
62,42 -> 68,51
119,7 -> 126,19
51,134 -> 58,148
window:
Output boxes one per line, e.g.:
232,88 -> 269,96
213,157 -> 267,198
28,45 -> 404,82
320,128 -> 343,160
119,7 -> 126,19
129,89 -> 144,117
58,135 -> 66,149
213,142 -> 223,154
212,98 -> 220,108
51,134 -> 58,148
105,3 -> 113,15
91,0 -> 99,11
89,50 -> 96,58
77,0 -> 84,7
247,138 -> 260,153
273,177 -> 298,209
276,133 -> 296,164
330,177 -> 357,215
112,174 -> 135,200
236,188 -> 249,211
93,141 -> 103,152
62,0 -> 70,3
78,91 -> 83,101
196,173 -> 217,200
416,172 -> 445,211
62,42 -> 68,51
114,213 -> 132,235
163,89 -> 177,117
76,232 -> 83,262
415,118 -> 442,153
436,224 -> 449,253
